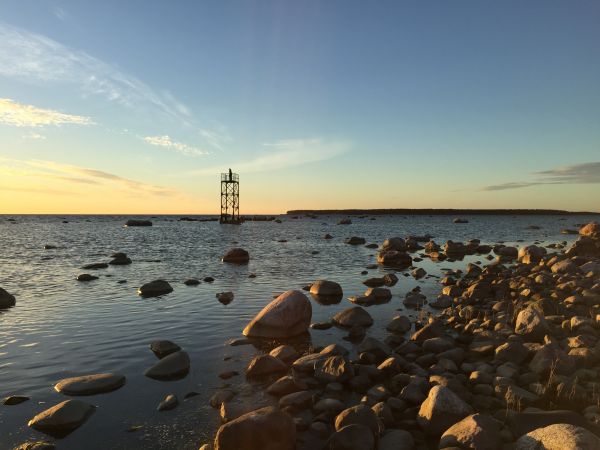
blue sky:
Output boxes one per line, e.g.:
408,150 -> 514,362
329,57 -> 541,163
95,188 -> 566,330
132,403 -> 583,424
1,1 -> 599,213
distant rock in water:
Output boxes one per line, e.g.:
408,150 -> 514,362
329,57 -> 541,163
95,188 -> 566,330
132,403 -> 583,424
137,280 -> 173,298
243,290 -> 312,338
0,287 -> 16,308
125,219 -> 152,227
222,248 -> 250,264
184,278 -> 200,286
345,236 -> 366,245
453,218 -> 469,224
82,263 -> 108,270
76,274 -> 98,282
44,245 -> 57,250
338,219 -> 352,225
157,394 -> 178,411
217,291 -> 234,304
109,252 -> 132,265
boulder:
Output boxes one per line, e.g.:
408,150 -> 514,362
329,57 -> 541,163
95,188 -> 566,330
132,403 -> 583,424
0,287 -> 16,308
515,307 -> 550,342
3,395 -> 29,405
439,413 -> 501,450
266,375 -> 307,396
387,316 -> 411,334
417,385 -> 473,435
137,279 -> 173,298
332,307 -> 373,328
150,340 -> 181,359
243,290 -> 312,338
217,292 -> 234,304
157,394 -> 178,411
76,274 -> 98,282
364,287 -> 392,303
109,253 -> 132,265
329,424 -> 375,450
515,423 -> 600,450
144,350 -> 190,380
28,400 -> 95,438
335,404 -> 381,437
382,237 -> 407,252
518,245 -> 547,264
278,391 -> 312,410
346,236 -> 366,245
579,221 -> 600,238
377,250 -> 412,269
310,280 -> 343,297
222,248 -> 250,264
506,410 -> 597,437
529,344 -> 575,376
245,355 -> 288,378
314,356 -> 354,383
54,373 -> 125,395
379,429 -> 414,450
268,345 -> 298,363
213,406 -> 295,450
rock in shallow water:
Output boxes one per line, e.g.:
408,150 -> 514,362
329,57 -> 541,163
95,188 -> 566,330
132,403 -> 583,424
144,350 -> 190,380
137,279 -> 173,297
150,340 -> 181,359
125,219 -> 152,227
3,395 -> 29,405
76,274 -> 98,282
222,248 -> 249,264
28,399 -> 95,438
157,394 -> 178,411
242,290 -> 312,338
54,373 -> 125,396
332,306 -> 373,328
0,287 -> 16,308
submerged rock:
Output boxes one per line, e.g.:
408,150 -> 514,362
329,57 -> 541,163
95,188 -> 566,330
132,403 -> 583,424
217,292 -> 234,304
28,400 -> 95,438
0,287 -> 16,308
137,279 -> 173,297
345,236 -> 366,245
3,395 -> 29,405
144,350 -> 190,380
243,290 -> 312,338
184,278 -> 200,286
54,373 -> 125,396
109,252 -> 132,265
150,340 -> 181,359
81,263 -> 108,270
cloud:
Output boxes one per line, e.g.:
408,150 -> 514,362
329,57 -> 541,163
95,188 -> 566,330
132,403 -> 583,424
0,157 -> 180,197
53,7 -> 69,21
482,162 -> 600,191
189,138 -> 350,175
144,135 -> 209,157
22,132 -> 47,140
0,98 -> 93,127
0,22 -> 228,148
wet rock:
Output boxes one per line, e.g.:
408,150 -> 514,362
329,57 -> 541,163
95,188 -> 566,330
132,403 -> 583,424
345,236 -> 366,245
222,248 -> 250,264
76,274 -> 98,282
338,219 -> 352,225
214,406 -> 295,450
377,250 -> 412,269
209,389 -> 236,408
0,287 -> 16,308
218,371 -> 239,380
137,279 -> 173,298
417,385 -> 473,435
243,290 -> 312,338
439,413 -> 502,450
404,291 -> 426,308
204,276 -> 215,282
378,429 -> 414,450
144,350 -> 190,380
382,237 -> 407,252
266,375 -> 308,396
54,373 -> 125,395
364,287 -> 392,302
3,395 -> 29,405
430,294 -> 452,309
332,307 -> 373,328
383,273 -> 399,286
453,218 -> 469,224
125,219 -> 152,227
412,268 -> 426,279
81,262 -> 108,270
363,278 -> 385,288
279,390 -> 312,410
314,356 -> 354,383
28,400 -> 95,438
310,280 -> 343,297
245,354 -> 288,378
109,253 -> 132,265
150,340 -> 181,359
157,394 -> 178,411
217,291 -> 234,304
269,345 -> 298,363
387,316 -> 411,334
324,233 -> 334,239
311,321 -> 333,330
329,424 -> 375,450
515,423 -> 600,450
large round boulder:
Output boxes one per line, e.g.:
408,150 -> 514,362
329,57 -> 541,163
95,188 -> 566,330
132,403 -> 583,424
54,373 -> 125,396
310,280 -> 343,303
518,245 -> 547,264
335,404 -> 382,437
332,307 -> 373,328
439,413 -> 502,450
515,423 -> 600,450
515,307 -> 551,342
0,287 -> 16,308
222,248 -> 250,264
377,250 -> 412,269
329,424 -> 375,450
214,406 -> 295,450
243,290 -> 312,338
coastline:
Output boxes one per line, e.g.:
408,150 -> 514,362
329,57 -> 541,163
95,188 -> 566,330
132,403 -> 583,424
287,208 -> 600,216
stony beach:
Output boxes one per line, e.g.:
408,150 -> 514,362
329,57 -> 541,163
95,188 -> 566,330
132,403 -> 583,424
1,215 -> 600,449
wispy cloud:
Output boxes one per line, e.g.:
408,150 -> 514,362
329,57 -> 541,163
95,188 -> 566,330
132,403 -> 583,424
189,138 -> 350,175
22,132 -> 47,140
0,22 -> 228,148
0,98 -> 93,127
53,7 -> 69,21
0,157 -> 181,197
143,135 -> 209,157
483,162 -> 600,191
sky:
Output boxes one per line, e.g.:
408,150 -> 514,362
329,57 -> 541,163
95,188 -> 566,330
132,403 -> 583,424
0,0 -> 599,214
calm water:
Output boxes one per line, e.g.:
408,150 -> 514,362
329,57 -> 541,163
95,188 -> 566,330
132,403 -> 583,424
0,214 -> 597,449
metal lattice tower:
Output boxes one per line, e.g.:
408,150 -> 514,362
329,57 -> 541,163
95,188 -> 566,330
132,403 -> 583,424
220,170 -> 241,224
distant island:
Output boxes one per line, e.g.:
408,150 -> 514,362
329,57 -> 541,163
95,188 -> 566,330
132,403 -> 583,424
286,208 -> 599,216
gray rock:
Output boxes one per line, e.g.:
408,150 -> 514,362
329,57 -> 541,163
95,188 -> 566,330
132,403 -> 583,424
245,354 -> 287,378
150,340 -> 181,359
144,350 -> 190,380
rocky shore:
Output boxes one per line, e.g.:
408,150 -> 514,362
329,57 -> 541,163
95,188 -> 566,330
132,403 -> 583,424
201,221 -> 600,450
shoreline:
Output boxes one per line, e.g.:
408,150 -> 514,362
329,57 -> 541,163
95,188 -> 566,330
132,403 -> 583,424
287,208 -> 600,216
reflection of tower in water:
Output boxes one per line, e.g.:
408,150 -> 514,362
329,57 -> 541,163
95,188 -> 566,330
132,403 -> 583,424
220,170 -> 241,224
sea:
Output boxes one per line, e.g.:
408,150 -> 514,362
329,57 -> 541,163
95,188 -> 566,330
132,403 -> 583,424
0,213 -> 598,449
